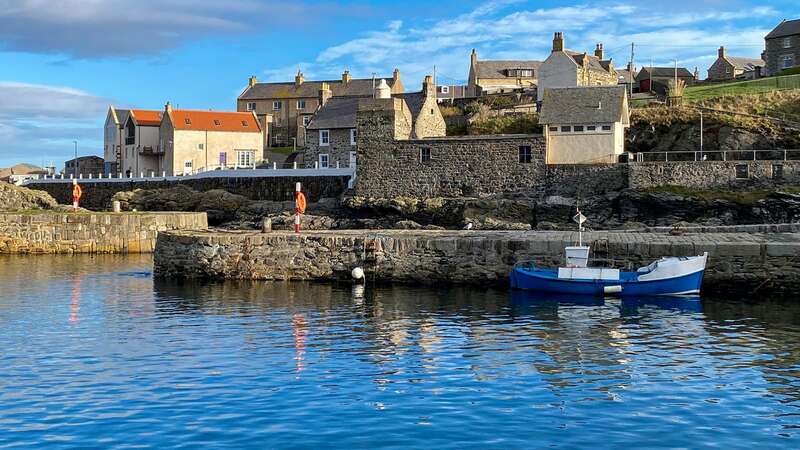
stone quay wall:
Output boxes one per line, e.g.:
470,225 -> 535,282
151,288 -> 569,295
26,175 -> 351,210
629,161 -> 800,190
0,212 -> 207,254
154,229 -> 800,295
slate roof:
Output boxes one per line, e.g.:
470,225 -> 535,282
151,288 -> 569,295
766,19 -> 800,39
539,86 -> 628,125
635,67 -> 694,81
240,77 -> 398,100
616,68 -> 636,84
725,56 -> 765,70
395,92 -> 425,118
564,50 -> 610,73
474,60 -> 543,79
170,110 -> 261,133
115,109 -> 131,126
306,97 -> 363,130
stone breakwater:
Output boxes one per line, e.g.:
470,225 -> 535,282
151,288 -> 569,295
154,229 -> 800,294
0,212 -> 207,254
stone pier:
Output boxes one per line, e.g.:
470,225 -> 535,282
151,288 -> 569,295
0,212 -> 207,254
154,229 -> 800,294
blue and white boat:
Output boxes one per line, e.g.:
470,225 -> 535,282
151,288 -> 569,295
510,210 -> 708,297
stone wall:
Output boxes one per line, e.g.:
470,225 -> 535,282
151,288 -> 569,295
354,134 -> 545,198
26,175 -> 351,210
0,212 -> 207,254
303,128 -> 355,169
629,161 -> 800,190
764,36 -> 798,76
154,229 -> 800,295
544,164 -> 630,197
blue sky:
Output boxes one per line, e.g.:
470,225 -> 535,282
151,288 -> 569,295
0,0 -> 797,168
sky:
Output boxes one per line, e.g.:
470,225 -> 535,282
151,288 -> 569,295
0,0 -> 797,168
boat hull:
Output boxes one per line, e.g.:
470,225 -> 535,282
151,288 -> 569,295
510,267 -> 705,297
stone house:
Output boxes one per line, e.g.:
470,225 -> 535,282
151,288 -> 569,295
537,33 -> 619,101
635,67 -> 695,95
160,103 -> 262,176
763,19 -> 800,76
65,156 -> 105,178
119,109 -> 163,177
305,76 -> 445,169
237,70 -> 404,150
103,106 -> 130,175
467,49 -> 542,96
539,86 -> 630,165
707,47 -> 764,81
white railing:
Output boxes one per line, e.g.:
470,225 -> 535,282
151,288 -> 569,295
23,164 -> 356,185
632,149 -> 800,163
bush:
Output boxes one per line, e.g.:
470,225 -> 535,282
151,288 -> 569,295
468,114 -> 541,135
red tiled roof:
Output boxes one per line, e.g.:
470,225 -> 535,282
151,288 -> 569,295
130,109 -> 163,126
170,110 -> 261,132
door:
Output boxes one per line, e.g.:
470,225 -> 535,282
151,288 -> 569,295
349,151 -> 357,168
219,152 -> 227,169
183,160 -> 193,176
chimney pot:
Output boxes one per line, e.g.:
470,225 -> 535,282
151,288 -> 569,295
342,70 -> 352,84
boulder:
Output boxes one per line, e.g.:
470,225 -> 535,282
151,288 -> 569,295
0,183 -> 58,211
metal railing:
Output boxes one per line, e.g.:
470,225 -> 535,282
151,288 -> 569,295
632,149 -> 800,163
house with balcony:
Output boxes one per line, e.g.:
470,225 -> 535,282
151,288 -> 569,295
119,109 -> 163,177
764,19 -> 800,76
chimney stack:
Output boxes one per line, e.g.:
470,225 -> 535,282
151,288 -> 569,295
165,101 -> 173,113
295,70 -> 304,86
552,32 -> 564,52
248,76 -> 257,87
342,70 -> 352,84
471,48 -> 478,65
718,46 -> 726,59
595,43 -> 604,60
393,68 -> 401,84
318,82 -> 332,106
422,75 -> 435,98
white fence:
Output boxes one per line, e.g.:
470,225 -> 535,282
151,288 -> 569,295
632,149 -> 800,163
23,165 -> 356,186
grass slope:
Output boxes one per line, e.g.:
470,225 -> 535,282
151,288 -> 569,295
685,75 -> 800,102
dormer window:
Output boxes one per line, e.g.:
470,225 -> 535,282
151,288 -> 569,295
507,68 -> 534,78
184,118 -> 191,125
213,120 -> 221,126
241,120 -> 249,127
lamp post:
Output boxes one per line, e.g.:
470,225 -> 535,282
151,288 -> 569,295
73,140 -> 78,176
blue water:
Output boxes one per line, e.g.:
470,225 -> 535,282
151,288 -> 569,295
1,255 -> 799,449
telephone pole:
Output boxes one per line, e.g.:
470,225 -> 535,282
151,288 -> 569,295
629,43 -> 635,97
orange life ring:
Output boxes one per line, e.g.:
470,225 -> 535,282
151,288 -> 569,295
72,184 -> 82,199
295,192 -> 307,214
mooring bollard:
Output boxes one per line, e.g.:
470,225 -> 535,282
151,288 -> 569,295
112,201 -> 121,213
261,217 -> 272,233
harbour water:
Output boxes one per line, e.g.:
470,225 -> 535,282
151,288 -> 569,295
1,255 -> 799,448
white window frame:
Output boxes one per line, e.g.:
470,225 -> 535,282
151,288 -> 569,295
236,150 -> 255,168
273,101 -> 282,110
440,85 -> 449,94
297,100 -> 306,110
350,128 -> 357,145
319,130 -> 330,146
246,102 -> 256,111
183,159 -> 193,176
349,151 -> 357,168
784,37 -> 792,49
318,153 -> 329,169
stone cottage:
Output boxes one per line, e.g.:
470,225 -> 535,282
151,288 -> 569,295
237,70 -> 404,150
763,19 -> 800,76
707,47 -> 764,81
537,33 -> 619,101
539,86 -> 630,165
304,76 -> 445,169
467,49 -> 542,96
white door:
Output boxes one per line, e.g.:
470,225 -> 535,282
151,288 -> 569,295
183,160 -> 193,176
349,151 -> 357,168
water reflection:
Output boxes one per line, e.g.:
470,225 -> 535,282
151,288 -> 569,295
1,255 -> 799,448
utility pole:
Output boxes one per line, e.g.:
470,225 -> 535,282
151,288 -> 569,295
629,42 -> 635,97
674,59 -> 678,90
700,111 -> 704,158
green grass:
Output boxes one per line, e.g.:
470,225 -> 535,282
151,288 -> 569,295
684,75 -> 800,102
645,185 -> 800,206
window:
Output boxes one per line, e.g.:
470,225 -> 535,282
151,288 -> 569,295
197,143 -> 204,150
508,69 -> 534,77
725,67 -> 731,74
319,154 -> 329,169
297,100 -> 306,110
246,102 -> 256,111
548,126 -> 558,132
319,130 -> 330,146
560,125 -> 571,132
420,148 -> 431,163
184,118 -> 191,125
440,86 -> 449,94
183,160 -> 193,176
350,128 -> 357,145
241,120 -> 249,127
783,55 -> 794,69
784,37 -> 792,49
773,164 -> 784,180
237,150 -> 255,168
735,164 -> 749,179
573,125 -> 584,132
219,152 -> 227,167
602,125 -> 612,131
587,125 -> 597,131
213,119 -> 221,126
518,146 -> 532,163
273,101 -> 282,110
303,116 -> 311,127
